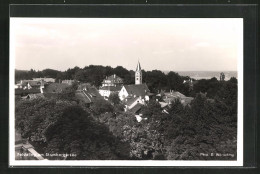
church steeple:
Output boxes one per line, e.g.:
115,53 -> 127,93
136,61 -> 141,71
135,60 -> 142,85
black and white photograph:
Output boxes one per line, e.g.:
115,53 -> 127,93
9,17 -> 243,166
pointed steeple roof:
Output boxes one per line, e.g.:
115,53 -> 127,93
136,60 -> 141,71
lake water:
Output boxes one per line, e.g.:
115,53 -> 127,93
164,71 -> 237,80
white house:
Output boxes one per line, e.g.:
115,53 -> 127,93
119,84 -> 150,101
101,74 -> 123,87
99,86 -> 122,98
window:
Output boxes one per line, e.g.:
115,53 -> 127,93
137,78 -> 139,80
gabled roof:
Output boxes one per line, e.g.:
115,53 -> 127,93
123,84 -> 149,97
28,81 -> 41,87
76,84 -> 103,103
43,83 -> 69,93
99,86 -> 122,91
84,86 -> 102,99
123,96 -> 140,106
75,91 -> 92,104
164,91 -> 186,98
20,80 -> 41,87
163,96 -> 194,106
129,103 -> 143,114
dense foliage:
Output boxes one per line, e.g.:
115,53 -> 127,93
16,98 -> 129,160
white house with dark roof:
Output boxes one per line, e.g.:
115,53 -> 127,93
101,74 -> 123,87
98,74 -> 123,99
119,84 -> 150,101
16,80 -> 42,90
99,86 -> 122,98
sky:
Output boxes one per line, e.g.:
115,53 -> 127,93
11,18 -> 243,72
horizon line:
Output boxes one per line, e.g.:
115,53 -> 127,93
15,68 -> 237,73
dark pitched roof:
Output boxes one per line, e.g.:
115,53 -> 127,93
164,91 -> 186,98
20,80 -> 41,87
99,86 -> 122,91
129,103 -> 142,114
75,91 -> 92,104
123,84 -> 149,97
43,83 -> 69,93
29,81 -> 40,87
163,96 -> 194,106
84,86 -> 102,99
76,84 -> 103,103
123,96 -> 140,106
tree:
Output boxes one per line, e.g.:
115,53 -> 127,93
41,69 -> 60,78
108,93 -> 120,105
16,98 -> 130,160
90,98 -> 114,115
15,98 -> 75,141
142,100 -> 162,119
45,106 -> 130,160
57,82 -> 79,101
229,77 -> 238,84
102,111 -> 165,160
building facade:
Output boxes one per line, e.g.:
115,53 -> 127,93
101,74 -> 123,87
99,86 -> 122,99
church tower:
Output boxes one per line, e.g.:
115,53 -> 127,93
135,61 -> 142,85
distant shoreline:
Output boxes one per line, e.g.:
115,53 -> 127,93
174,71 -> 238,80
